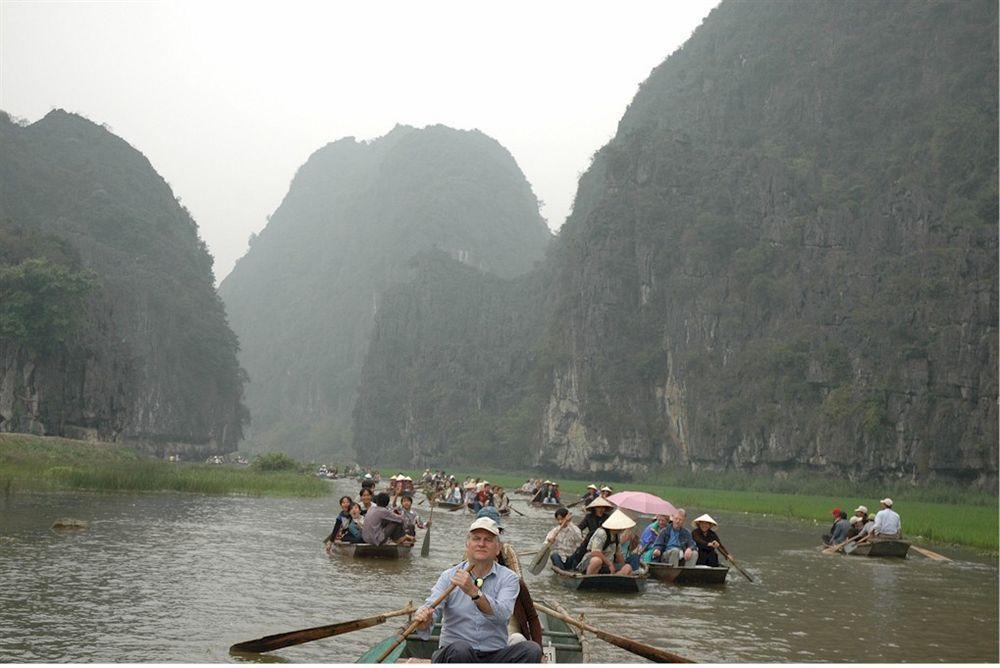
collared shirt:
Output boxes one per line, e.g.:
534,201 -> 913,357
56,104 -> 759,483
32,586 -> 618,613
872,508 -> 901,535
361,505 -> 402,545
416,561 -> 520,652
653,525 -> 696,552
546,523 -> 584,559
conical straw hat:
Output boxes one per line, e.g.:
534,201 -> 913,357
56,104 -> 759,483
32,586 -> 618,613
691,513 -> 717,527
586,497 -> 615,510
601,509 -> 636,531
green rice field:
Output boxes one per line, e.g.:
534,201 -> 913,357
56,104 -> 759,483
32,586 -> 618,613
405,468 -> 998,552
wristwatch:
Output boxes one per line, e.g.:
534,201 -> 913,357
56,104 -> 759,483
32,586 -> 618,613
470,590 -> 482,601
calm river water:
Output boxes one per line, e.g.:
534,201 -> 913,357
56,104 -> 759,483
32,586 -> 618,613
0,480 -> 997,663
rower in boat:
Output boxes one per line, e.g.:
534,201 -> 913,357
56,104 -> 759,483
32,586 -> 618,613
651,508 -> 698,567
493,486 -> 511,517
577,508 -> 637,576
579,484 -> 599,506
599,485 -> 613,499
690,514 -> 722,567
567,497 -> 613,568
410,516 -> 543,663
362,492 -> 411,547
546,508 -> 584,570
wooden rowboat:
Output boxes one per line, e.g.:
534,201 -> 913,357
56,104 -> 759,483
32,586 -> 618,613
531,500 -> 565,510
355,598 -> 587,663
431,500 -> 465,511
550,565 -> 647,593
332,541 -> 412,559
647,563 -> 729,584
846,539 -> 910,558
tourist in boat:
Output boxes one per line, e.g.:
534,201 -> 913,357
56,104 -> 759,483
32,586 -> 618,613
577,508 -> 636,576
337,502 -> 365,545
464,484 -> 478,510
444,481 -> 463,504
362,492 -> 408,546
400,493 -> 429,539
359,487 -> 374,516
361,473 -> 376,493
580,484 -> 599,506
546,508 -> 584,570
853,505 -> 869,523
518,479 -> 534,494
651,508 -> 699,566
477,482 -> 494,509
411,516 -> 543,663
872,498 -> 902,538
544,482 -> 561,505
690,514 -> 722,567
638,514 -> 670,563
323,495 -> 354,546
599,485 -> 613,499
402,476 -> 416,494
822,507 -> 845,545
831,509 -> 851,545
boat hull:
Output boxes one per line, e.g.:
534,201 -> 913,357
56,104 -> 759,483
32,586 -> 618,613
551,565 -> 647,593
356,598 -> 586,663
647,563 -> 729,584
431,500 -> 465,510
332,542 -> 412,559
848,539 -> 910,558
531,501 -> 565,510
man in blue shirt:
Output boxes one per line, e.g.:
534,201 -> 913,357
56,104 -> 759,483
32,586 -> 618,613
652,508 -> 698,567
412,517 -> 542,663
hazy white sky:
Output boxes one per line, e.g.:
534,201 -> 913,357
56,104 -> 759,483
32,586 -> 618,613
1,0 -> 719,282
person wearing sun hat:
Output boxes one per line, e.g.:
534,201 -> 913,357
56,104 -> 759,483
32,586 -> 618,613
872,498 -> 902,539
577,508 -> 636,576
690,514 -> 722,567
579,484 -> 599,506
599,485 -> 614,499
568,497 -> 615,570
413,516 -> 543,663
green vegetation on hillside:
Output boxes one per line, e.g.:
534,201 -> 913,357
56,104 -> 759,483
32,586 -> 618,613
0,434 -> 327,497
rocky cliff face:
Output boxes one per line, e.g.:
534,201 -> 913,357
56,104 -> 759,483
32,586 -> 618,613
351,0 -> 998,487
541,0 -> 998,486
0,110 -> 247,456
219,125 -> 551,461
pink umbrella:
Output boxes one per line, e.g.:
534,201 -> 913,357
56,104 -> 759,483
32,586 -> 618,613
606,491 -> 678,517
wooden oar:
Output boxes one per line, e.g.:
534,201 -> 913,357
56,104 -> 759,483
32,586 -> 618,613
230,602 -> 416,653
717,544 -> 753,582
911,545 -> 952,562
420,499 -> 435,558
822,535 -> 859,555
534,602 -> 693,663
530,515 -> 572,575
507,503 -> 527,517
375,565 -> 475,662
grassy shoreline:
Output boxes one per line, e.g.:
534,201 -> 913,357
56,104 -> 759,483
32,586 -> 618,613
403,468 -> 998,551
0,434 -> 329,497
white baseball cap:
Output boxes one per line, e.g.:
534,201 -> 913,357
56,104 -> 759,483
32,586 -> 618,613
468,517 -> 501,536
880,498 -> 894,507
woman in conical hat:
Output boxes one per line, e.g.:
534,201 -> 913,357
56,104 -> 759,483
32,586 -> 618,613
691,513 -> 722,567
577,508 -> 636,575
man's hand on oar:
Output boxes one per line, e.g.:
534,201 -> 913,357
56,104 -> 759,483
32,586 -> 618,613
229,602 -> 416,654
534,602 -> 693,663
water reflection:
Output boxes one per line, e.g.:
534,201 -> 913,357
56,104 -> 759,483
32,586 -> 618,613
0,483 -> 996,663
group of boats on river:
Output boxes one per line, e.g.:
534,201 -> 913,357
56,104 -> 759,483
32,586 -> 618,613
263,468 -> 933,663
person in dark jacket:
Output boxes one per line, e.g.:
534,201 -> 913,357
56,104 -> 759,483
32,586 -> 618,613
652,509 -> 698,566
690,514 -> 722,567
567,497 -> 614,568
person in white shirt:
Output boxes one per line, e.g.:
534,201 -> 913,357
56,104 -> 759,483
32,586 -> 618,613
872,498 -> 902,538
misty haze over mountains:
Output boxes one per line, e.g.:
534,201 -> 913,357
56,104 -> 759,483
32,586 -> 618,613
1,0 -> 996,488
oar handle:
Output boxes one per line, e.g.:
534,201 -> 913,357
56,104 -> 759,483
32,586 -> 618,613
718,544 -> 754,582
375,565 -> 475,663
534,602 -> 693,663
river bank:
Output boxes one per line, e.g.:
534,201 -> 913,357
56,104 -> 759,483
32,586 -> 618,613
0,434 -> 328,497
407,468 -> 999,551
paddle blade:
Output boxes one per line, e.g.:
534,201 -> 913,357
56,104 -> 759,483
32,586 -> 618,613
420,525 -> 432,557
911,545 -> 952,562
529,543 -> 552,575
230,605 -> 413,653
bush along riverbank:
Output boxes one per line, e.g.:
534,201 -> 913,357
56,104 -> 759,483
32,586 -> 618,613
408,468 -> 998,552
0,434 -> 329,497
